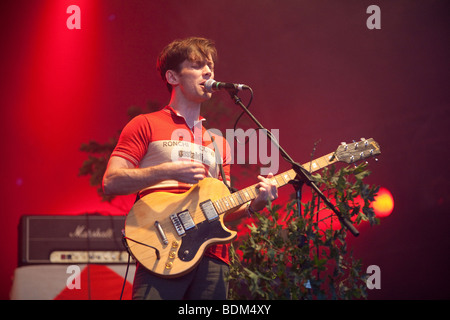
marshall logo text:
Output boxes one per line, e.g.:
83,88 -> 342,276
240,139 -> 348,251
69,225 -> 114,239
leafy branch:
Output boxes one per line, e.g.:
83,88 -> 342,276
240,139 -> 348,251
228,163 -> 380,300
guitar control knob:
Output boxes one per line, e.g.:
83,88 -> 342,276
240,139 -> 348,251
169,251 -> 176,259
172,241 -> 179,248
165,262 -> 173,269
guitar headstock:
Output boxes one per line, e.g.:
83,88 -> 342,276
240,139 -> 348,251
334,138 -> 381,164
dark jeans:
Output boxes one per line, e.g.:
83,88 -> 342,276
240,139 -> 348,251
132,257 -> 229,300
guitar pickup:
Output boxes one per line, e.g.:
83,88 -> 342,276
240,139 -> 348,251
200,200 -> 219,222
177,210 -> 196,231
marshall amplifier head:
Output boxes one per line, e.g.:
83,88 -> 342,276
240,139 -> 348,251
18,214 -> 132,265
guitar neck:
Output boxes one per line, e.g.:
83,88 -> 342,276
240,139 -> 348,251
213,152 -> 337,214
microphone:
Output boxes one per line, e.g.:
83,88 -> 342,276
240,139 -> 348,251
204,79 -> 250,93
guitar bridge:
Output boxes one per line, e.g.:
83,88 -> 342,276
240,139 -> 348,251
170,214 -> 185,237
200,200 -> 219,222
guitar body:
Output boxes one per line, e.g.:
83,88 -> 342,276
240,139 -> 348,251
124,178 -> 237,278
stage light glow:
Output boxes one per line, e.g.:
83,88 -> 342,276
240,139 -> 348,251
372,187 -> 394,218
19,0 -> 102,154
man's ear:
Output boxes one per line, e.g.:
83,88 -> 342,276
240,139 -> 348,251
165,70 -> 179,87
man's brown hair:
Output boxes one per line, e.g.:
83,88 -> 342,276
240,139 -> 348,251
156,37 -> 217,92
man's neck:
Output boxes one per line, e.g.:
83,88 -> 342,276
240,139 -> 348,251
168,94 -> 201,129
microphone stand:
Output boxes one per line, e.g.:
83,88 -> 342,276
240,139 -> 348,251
228,90 -> 359,237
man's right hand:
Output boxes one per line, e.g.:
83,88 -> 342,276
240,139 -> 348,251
165,161 -> 206,184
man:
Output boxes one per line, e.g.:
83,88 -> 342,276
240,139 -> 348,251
103,37 -> 278,300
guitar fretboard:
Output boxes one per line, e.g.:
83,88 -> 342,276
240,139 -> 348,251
213,152 -> 337,214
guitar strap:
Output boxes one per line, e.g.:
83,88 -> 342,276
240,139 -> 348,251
207,131 -> 235,193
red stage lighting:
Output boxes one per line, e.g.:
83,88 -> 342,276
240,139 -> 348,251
372,187 -> 394,218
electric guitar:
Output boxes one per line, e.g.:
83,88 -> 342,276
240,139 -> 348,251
124,138 -> 380,278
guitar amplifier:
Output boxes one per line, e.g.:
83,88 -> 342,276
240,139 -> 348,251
18,214 -> 132,266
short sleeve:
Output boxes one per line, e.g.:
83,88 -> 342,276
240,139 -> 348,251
111,115 -> 152,167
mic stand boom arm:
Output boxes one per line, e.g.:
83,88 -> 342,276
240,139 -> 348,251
228,91 -> 359,237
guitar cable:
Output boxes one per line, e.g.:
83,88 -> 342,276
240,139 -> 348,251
122,235 -> 161,260
119,249 -> 131,300
119,229 -> 161,300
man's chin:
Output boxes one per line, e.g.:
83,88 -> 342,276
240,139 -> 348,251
201,92 -> 213,101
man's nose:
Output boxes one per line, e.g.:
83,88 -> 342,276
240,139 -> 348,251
203,65 -> 212,76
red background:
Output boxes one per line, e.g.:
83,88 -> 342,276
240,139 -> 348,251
1,0 -> 449,299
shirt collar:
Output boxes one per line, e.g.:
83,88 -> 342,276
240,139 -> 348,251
164,105 -> 206,123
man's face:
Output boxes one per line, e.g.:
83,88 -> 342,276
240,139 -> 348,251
176,54 -> 215,103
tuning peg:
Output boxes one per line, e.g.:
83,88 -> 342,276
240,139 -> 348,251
361,138 -> 369,147
351,140 -> 359,149
341,142 -> 348,151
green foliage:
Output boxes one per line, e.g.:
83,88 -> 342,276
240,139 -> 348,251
78,101 -> 163,202
79,138 -> 118,202
227,163 -> 379,300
